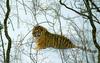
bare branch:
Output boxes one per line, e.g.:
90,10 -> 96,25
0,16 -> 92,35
59,0 -> 88,17
89,0 -> 100,12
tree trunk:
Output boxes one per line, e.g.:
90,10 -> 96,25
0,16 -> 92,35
4,0 -> 12,63
85,0 -> 100,63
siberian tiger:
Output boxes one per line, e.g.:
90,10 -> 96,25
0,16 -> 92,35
32,25 -> 96,53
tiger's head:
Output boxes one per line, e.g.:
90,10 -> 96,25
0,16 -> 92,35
32,25 -> 48,37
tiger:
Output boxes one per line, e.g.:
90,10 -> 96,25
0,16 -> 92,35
32,25 -> 96,53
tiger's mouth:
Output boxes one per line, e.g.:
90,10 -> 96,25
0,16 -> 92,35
33,32 -> 41,37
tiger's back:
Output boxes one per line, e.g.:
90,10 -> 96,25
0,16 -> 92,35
46,33 -> 76,49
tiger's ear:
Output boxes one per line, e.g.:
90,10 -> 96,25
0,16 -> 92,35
38,26 -> 44,31
35,25 -> 42,28
38,26 -> 41,27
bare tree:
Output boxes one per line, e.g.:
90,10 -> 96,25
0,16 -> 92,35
59,0 -> 100,63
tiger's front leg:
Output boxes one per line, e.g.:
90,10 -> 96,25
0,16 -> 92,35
34,39 -> 47,50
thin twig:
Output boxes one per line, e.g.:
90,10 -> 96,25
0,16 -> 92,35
1,32 -> 5,62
